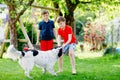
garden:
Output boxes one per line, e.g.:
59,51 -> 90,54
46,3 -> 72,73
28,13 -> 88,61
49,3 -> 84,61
0,0 -> 120,80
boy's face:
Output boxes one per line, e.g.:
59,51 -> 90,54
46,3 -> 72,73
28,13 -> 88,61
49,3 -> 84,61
58,21 -> 66,29
42,13 -> 49,20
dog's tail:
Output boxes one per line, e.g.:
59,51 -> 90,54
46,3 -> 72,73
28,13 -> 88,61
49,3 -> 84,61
7,45 -> 21,61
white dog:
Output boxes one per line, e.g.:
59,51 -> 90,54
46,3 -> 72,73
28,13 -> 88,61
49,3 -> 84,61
7,45 -> 62,78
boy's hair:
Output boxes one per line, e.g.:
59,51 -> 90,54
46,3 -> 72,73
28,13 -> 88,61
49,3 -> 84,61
41,10 -> 49,15
57,16 -> 66,23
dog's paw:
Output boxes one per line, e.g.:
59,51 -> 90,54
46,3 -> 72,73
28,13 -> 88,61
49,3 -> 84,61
52,73 -> 57,76
25,74 -> 33,79
42,68 -> 46,74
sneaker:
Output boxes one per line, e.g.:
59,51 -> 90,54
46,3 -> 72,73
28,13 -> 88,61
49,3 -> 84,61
72,70 -> 76,75
72,72 -> 76,75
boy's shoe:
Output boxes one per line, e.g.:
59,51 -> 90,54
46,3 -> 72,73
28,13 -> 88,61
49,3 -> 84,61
72,70 -> 76,75
72,72 -> 76,75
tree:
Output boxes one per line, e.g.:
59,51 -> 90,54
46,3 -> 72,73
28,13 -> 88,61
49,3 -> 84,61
53,0 -> 91,32
2,0 -> 34,48
1,0 -> 119,48
35,0 -> 91,32
64,0 -> 79,30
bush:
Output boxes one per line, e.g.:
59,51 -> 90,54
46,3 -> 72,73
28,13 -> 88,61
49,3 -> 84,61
17,22 -> 37,50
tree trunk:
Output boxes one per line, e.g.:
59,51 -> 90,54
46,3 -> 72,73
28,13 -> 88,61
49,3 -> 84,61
7,0 -> 34,48
65,11 -> 74,30
53,2 -> 63,16
8,1 -> 18,48
8,18 -> 18,48
65,0 -> 79,34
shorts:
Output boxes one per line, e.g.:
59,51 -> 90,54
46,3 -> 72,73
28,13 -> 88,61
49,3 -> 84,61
40,40 -> 53,51
63,43 -> 76,54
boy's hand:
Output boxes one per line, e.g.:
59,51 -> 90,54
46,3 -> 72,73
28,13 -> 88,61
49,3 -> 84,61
62,44 -> 66,48
36,41 -> 39,45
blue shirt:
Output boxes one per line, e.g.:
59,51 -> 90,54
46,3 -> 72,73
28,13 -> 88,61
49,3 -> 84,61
38,20 -> 55,40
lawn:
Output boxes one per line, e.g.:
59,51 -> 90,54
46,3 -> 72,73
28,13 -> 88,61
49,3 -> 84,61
0,54 -> 120,80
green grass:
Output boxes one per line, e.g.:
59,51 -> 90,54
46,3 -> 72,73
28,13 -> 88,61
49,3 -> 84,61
0,54 -> 120,80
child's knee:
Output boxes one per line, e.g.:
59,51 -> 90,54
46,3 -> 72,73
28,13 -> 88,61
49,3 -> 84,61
69,52 -> 74,57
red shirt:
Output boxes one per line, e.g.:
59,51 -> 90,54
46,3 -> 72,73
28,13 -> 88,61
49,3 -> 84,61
58,25 -> 76,44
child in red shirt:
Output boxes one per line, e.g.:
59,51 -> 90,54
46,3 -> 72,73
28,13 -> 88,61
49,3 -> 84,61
57,16 -> 76,74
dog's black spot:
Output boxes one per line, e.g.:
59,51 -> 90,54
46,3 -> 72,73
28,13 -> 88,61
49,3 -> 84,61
31,50 -> 38,56
54,46 -> 61,49
21,50 -> 38,57
21,51 -> 25,57
58,48 -> 63,57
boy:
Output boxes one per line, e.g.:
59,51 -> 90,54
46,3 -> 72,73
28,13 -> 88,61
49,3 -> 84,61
37,10 -> 57,51
56,16 -> 76,74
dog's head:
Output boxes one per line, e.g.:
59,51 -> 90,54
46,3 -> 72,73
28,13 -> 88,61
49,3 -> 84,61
21,50 -> 39,57
52,46 -> 63,57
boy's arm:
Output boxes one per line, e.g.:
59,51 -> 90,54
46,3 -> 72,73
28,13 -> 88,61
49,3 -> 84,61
57,35 -> 62,46
36,30 -> 40,45
53,28 -> 57,39
62,34 -> 72,47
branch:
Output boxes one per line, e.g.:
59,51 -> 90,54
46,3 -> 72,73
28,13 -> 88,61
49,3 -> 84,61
20,0 -> 23,4
79,1 -> 92,4
14,0 -> 34,24
65,0 -> 80,11
32,5 -> 59,11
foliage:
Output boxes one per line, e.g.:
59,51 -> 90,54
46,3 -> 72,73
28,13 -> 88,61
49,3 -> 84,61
0,0 -> 35,47
75,10 -> 96,41
83,21 -> 105,51
17,22 -> 37,50
0,19 -> 2,24
105,18 -> 120,47
24,22 -> 37,44
1,55 -> 120,80
75,1 -> 120,45
1,0 -> 120,48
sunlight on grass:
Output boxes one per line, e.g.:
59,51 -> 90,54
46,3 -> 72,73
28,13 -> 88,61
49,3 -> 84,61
75,52 -> 103,59
75,42 -> 104,59
113,65 -> 120,68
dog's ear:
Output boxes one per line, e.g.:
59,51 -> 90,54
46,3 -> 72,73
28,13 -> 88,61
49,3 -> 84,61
31,50 -> 38,56
21,51 -> 25,57
58,48 -> 63,57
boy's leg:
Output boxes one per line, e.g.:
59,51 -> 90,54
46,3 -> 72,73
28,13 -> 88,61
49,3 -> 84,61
69,50 -> 76,74
58,55 -> 63,72
58,44 -> 69,72
40,40 -> 47,51
68,44 -> 76,74
40,40 -> 53,51
47,39 -> 53,50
